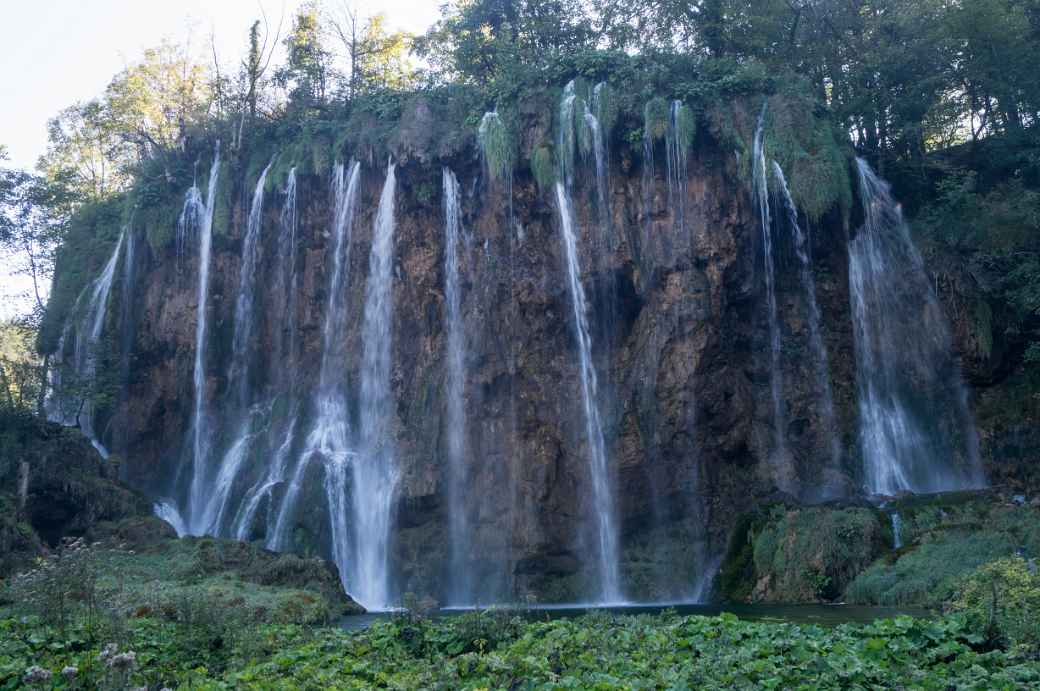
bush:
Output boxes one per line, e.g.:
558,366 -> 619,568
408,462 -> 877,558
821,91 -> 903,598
950,556 -> 1040,655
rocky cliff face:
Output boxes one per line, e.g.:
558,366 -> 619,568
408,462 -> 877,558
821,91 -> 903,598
68,93 -> 1017,606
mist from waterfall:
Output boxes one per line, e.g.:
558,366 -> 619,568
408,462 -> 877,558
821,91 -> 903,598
350,162 -> 401,611
442,166 -> 471,606
772,161 -> 842,498
270,161 -> 362,551
752,110 -> 790,492
185,146 -> 221,535
46,227 -> 127,458
849,158 -> 985,495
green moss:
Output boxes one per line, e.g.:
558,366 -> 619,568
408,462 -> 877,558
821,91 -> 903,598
718,511 -> 768,602
846,498 -> 1040,607
38,197 -> 128,353
529,144 -> 556,191
675,103 -> 697,155
592,81 -> 618,137
749,506 -> 885,602
477,111 -> 514,181
762,90 -> 853,223
644,97 -> 670,141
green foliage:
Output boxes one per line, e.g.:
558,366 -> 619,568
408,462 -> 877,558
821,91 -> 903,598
529,144 -> 555,191
749,506 -> 885,602
762,88 -> 853,223
644,97 -> 669,141
592,81 -> 618,137
950,557 -> 1040,656
2,610 -> 1038,688
846,499 -> 1040,607
38,196 -> 126,353
675,102 -> 696,155
477,111 -> 513,181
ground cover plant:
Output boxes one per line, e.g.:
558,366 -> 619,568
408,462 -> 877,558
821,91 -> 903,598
1,608 -> 1039,689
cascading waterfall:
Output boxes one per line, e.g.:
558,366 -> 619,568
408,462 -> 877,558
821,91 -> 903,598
665,100 -> 689,236
849,158 -> 985,495
752,109 -> 790,491
154,500 -> 188,537
772,161 -> 842,495
234,167 -> 300,541
442,166 -> 471,605
350,162 -> 401,611
194,161 -> 272,536
270,161 -> 362,551
891,512 -> 903,549
185,146 -> 221,535
555,81 -> 622,603
46,227 -> 127,458
117,226 -> 137,465
554,181 -> 622,604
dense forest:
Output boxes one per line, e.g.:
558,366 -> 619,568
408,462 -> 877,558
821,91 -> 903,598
2,0 -> 1040,687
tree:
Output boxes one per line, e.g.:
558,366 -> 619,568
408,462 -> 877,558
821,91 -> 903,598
278,3 -> 332,108
330,6 -> 416,99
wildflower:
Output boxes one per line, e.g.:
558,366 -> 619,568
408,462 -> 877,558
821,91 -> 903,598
98,642 -> 119,661
61,665 -> 78,680
22,666 -> 52,684
108,651 -> 137,670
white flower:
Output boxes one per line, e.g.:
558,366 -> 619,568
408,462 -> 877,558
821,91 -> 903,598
61,665 -> 78,680
108,651 -> 137,670
22,666 -> 52,684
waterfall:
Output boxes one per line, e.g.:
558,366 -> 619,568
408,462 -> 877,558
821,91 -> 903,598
665,100 -> 689,236
891,512 -> 903,549
154,500 -> 188,537
772,161 -> 842,497
554,181 -> 622,604
442,166 -> 470,605
270,161 -> 362,551
193,160 -> 271,536
117,225 -> 137,465
849,158 -> 985,495
185,146 -> 221,534
47,227 -> 127,458
349,161 -> 401,611
752,109 -> 790,491
234,167 -> 300,541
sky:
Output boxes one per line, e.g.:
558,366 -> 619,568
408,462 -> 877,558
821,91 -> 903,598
0,0 -> 442,318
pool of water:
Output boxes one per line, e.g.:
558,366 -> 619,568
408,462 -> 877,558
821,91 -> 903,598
341,602 -> 931,632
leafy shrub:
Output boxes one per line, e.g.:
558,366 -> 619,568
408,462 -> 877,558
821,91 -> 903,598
950,556 -> 1040,655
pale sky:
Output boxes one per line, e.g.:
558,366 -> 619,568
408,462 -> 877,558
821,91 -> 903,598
0,0 -> 441,318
